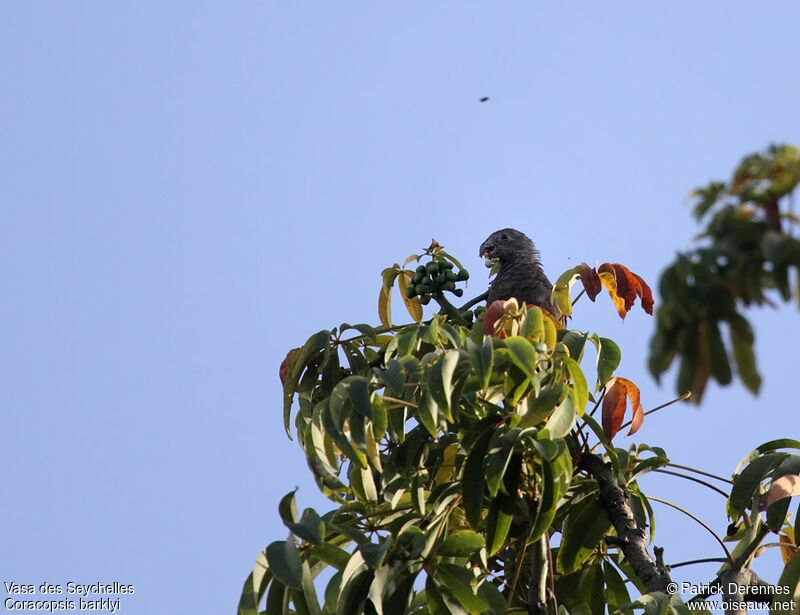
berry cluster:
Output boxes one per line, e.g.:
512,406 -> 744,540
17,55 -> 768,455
404,260 -> 469,305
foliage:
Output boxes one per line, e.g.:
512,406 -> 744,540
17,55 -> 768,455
244,148 -> 800,613
648,144 -> 800,402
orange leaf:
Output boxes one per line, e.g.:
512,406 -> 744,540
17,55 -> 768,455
597,269 -> 627,319
765,475 -> 800,508
597,263 -> 654,320
623,379 -> 644,437
579,263 -> 602,302
602,378 -> 625,441
602,377 -> 645,441
632,272 -> 654,315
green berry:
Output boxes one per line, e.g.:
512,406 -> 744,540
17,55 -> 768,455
443,281 -> 456,292
445,270 -> 457,282
441,261 -> 454,270
415,284 -> 425,295
435,273 -> 447,287
405,285 -> 417,299
427,262 -> 440,274
411,272 -> 424,284
416,265 -> 427,274
453,288 -> 464,297
420,295 -> 431,305
456,270 -> 469,281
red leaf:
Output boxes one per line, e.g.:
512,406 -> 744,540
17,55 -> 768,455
602,377 -> 644,441
579,263 -> 602,301
483,300 -> 507,337
602,378 -> 625,441
597,263 -> 655,319
623,379 -> 644,436
279,348 -> 301,385
632,272 -> 654,315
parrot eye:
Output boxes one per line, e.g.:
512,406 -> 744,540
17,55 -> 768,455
501,233 -> 508,241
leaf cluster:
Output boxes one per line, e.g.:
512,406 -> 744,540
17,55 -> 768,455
241,258 -> 687,615
649,144 -> 800,402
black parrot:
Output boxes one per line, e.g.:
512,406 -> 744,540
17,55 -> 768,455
479,228 -> 561,319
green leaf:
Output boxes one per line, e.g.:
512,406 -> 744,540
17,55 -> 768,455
582,414 -> 620,473
556,499 -> 611,574
542,390 -> 577,439
426,350 -> 459,418
398,525 -> 427,559
379,266 -> 400,328
439,530 -> 484,557
373,569 -> 417,615
486,493 -> 515,556
350,464 -> 378,503
518,384 -> 566,429
578,563 -> 605,615
594,336 -> 621,389
734,440 -> 800,474
323,572 -> 342,614
340,322 -> 379,344
561,330 -> 589,361
529,444 -> 572,543
467,337 -> 494,392
300,561 -> 322,615
603,561 -> 631,610
360,540 -> 391,569
397,270 -> 424,323
417,390 -> 440,438
311,542 -> 351,570
564,356 -> 588,414
504,336 -> 538,380
520,303 -> 544,339
705,319 -> 732,385
728,453 -> 788,520
729,314 -> 761,394
435,564 -> 489,614
553,266 -> 582,318
264,579 -> 288,615
283,330 -> 331,438
237,551 -> 271,615
462,426 -> 495,529
773,548 -> 800,614
485,429 -> 520,498
382,359 -> 407,396
396,327 -> 420,357
287,508 -> 325,545
266,539 -> 304,590
322,396 -> 366,468
349,376 -> 372,418
338,551 -> 374,615
477,581 -> 507,615
371,395 -> 388,438
279,490 -> 299,526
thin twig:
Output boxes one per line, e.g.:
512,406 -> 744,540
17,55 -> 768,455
653,469 -> 730,498
571,288 -> 586,307
380,396 -> 418,409
646,495 -> 734,564
668,557 -> 728,569
459,291 -> 488,311
618,391 -> 691,432
666,462 -> 733,485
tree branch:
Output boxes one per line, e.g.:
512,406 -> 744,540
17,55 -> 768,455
578,452 -> 672,592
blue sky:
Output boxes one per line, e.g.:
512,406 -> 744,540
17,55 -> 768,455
2,3 -> 799,613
